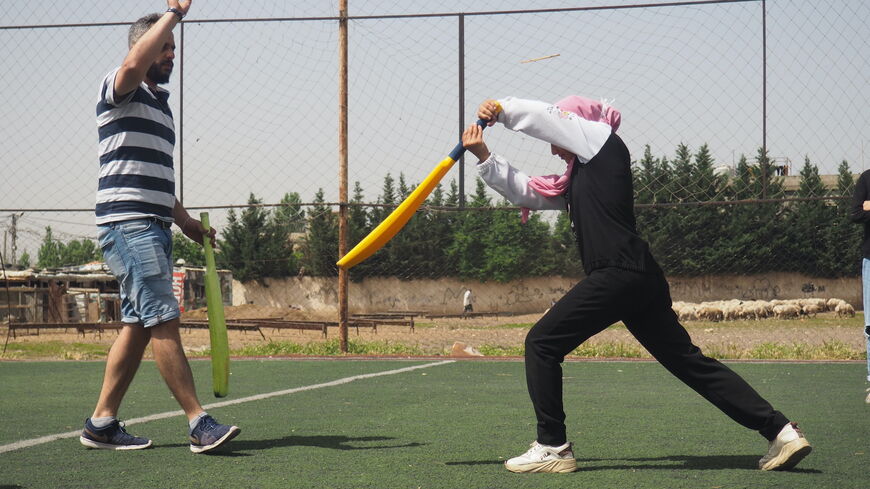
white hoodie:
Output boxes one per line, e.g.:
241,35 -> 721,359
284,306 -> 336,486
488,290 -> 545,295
475,97 -> 613,210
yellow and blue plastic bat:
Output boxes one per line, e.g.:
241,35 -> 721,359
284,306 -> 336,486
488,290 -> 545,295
336,119 -> 491,269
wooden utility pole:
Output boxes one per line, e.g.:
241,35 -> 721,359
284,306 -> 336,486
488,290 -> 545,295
9,213 -> 22,265
337,0 -> 349,353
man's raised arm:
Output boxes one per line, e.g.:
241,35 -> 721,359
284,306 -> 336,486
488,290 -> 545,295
114,1 -> 191,98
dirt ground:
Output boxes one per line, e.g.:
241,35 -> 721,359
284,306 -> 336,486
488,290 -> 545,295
2,305 -> 539,357
2,304 -> 864,359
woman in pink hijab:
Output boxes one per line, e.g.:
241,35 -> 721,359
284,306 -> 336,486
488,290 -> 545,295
523,96 -> 620,222
461,96 -> 811,474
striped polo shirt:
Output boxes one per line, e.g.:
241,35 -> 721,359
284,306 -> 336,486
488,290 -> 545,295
95,67 -> 176,225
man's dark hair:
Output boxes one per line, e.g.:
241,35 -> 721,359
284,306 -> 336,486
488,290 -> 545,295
128,13 -> 161,48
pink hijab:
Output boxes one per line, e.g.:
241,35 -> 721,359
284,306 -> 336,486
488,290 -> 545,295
521,95 -> 620,223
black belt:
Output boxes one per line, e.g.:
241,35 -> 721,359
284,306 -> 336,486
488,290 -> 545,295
147,217 -> 173,229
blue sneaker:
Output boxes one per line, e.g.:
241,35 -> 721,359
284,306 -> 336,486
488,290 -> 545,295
189,414 -> 240,453
80,418 -> 152,450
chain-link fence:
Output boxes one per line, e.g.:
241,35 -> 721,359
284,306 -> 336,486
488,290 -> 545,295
1,1 -> 868,291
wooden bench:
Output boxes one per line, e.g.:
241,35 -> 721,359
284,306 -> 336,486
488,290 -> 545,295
349,315 -> 415,332
425,312 -> 504,320
351,318 -> 414,333
200,318 -> 331,338
5,322 -> 126,339
181,320 -> 267,340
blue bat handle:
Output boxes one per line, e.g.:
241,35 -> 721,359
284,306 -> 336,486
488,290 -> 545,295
447,119 -> 489,161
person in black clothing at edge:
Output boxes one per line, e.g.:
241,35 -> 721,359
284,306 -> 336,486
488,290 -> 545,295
460,95 -> 811,474
848,169 -> 870,403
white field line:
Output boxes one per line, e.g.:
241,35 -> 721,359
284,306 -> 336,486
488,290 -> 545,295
0,360 -> 455,455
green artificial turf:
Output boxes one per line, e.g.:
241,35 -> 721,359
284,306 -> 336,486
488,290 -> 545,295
0,359 -> 866,488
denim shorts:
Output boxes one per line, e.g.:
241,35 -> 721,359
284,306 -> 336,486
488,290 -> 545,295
98,218 -> 180,327
862,258 -> 870,380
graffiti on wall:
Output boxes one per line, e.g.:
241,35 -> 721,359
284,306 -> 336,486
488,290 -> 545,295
667,276 -> 785,302
735,277 -> 783,300
500,282 -> 572,307
363,281 -> 575,313
667,278 -> 714,300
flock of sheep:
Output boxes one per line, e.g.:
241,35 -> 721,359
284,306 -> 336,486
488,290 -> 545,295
671,298 -> 856,322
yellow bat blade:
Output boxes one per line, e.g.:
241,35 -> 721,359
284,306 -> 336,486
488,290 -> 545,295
336,155 -> 456,269
337,116 -> 495,270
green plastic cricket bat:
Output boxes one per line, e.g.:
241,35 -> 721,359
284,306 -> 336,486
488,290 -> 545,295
200,212 -> 229,398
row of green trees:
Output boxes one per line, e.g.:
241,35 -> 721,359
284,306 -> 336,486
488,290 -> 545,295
635,145 -> 861,277
207,145 -> 863,281
32,227 -> 100,269
209,177 -> 577,282
26,143 -> 865,280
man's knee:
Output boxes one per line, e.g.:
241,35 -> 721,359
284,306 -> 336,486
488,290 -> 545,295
149,317 -> 182,337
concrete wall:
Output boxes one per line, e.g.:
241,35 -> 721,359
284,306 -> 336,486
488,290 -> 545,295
233,272 -> 862,314
665,274 -> 860,306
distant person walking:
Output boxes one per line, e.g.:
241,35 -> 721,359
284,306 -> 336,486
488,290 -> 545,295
849,169 -> 870,403
82,0 -> 240,453
463,288 -> 474,314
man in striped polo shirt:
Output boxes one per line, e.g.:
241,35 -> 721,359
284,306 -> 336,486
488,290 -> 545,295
81,1 -> 240,454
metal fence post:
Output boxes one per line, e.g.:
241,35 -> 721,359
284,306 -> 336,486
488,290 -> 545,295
338,0 -> 350,353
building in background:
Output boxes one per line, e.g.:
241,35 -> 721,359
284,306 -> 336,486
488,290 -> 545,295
0,262 -> 232,324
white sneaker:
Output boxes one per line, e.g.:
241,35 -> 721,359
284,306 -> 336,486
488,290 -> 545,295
504,441 -> 577,473
758,422 -> 812,471
865,388 -> 870,404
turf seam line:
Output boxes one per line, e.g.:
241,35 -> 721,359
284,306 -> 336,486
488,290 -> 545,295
0,360 -> 455,454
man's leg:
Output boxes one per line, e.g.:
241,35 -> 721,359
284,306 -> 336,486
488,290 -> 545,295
81,324 -> 154,450
83,222 -> 158,449
88,320 -> 199,420
149,317 -> 204,420
87,220 -> 238,452
91,324 -> 151,418
862,259 -> 870,384
150,317 -> 241,453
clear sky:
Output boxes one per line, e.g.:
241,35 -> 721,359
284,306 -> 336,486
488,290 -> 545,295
1,0 -> 868,258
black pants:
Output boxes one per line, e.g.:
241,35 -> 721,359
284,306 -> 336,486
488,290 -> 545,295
525,267 -> 789,446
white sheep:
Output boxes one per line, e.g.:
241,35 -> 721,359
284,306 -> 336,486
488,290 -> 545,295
801,304 -> 823,317
677,303 -> 699,321
835,302 -> 856,318
721,300 -> 744,321
743,300 -> 771,320
671,297 -> 840,322
697,304 -> 724,322
772,304 -> 800,319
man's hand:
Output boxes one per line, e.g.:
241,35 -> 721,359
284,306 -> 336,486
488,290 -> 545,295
462,124 -> 491,163
477,99 -> 501,126
168,0 -> 192,16
180,217 -> 217,247
862,200 -> 870,211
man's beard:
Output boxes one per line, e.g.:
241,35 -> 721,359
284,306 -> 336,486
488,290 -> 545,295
146,62 -> 172,84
